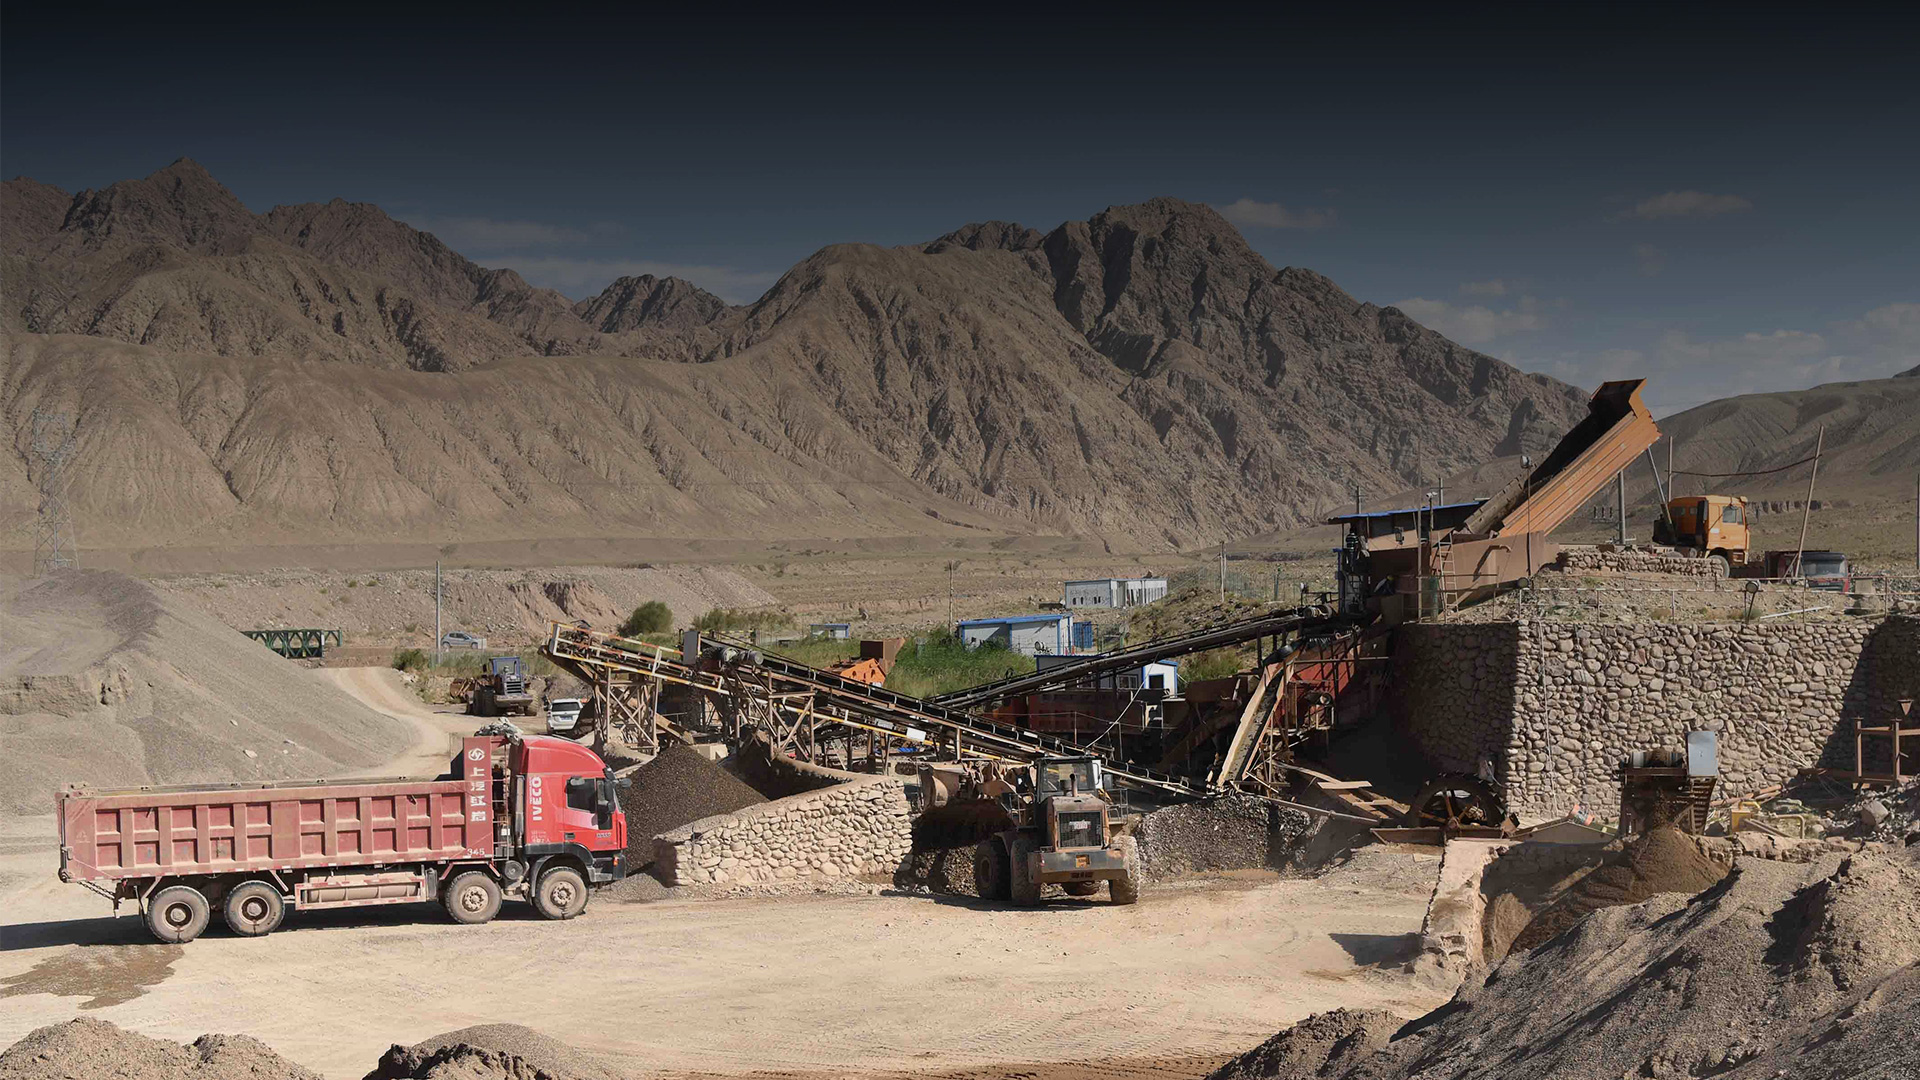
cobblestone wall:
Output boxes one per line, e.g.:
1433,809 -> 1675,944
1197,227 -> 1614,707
1554,549 -> 1719,577
651,776 -> 913,887
1393,615 -> 1920,817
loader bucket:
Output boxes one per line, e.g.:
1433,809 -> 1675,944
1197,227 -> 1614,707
912,799 -> 1015,849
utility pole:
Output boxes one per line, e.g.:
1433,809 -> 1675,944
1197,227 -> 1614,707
1218,549 -> 1227,601
1914,473 -> 1918,572
1616,470 -> 1628,546
29,408 -> 80,575
1352,483 -> 1362,517
434,561 -> 443,666
1792,425 -> 1824,579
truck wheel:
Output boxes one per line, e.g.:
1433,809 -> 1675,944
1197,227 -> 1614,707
1063,881 -> 1100,897
443,871 -> 503,925
222,880 -> 286,936
1110,835 -> 1141,906
146,885 -> 211,943
1008,835 -> 1042,907
972,838 -> 1010,902
1707,554 -> 1730,578
533,866 -> 589,920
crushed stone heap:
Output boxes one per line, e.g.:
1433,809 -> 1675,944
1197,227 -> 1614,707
1210,846 -> 1920,1080
0,1017 -> 321,1080
614,744 -> 765,869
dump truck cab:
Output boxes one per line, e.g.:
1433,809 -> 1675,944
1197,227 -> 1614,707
973,755 -> 1141,906
1653,494 -> 1750,573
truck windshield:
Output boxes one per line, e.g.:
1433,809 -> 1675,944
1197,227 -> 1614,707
1801,554 -> 1846,575
1038,761 -> 1098,795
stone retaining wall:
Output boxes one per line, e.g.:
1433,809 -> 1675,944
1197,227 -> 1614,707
1393,615 -> 1920,817
651,776 -> 913,887
1554,549 -> 1719,577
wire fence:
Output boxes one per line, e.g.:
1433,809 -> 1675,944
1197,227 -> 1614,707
1166,556 -> 1338,604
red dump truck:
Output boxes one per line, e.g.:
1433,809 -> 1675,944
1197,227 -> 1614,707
56,733 -> 627,943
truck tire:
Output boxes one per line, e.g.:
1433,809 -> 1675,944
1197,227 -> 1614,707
973,838 -> 1010,902
146,884 -> 211,943
1110,835 -> 1141,906
443,871 -> 503,925
1707,554 -> 1730,578
1008,834 -> 1042,907
222,880 -> 286,937
533,866 -> 589,920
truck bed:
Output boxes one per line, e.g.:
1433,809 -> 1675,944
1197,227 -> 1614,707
59,753 -> 494,883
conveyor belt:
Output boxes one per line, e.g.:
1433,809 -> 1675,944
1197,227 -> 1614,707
930,604 -> 1354,709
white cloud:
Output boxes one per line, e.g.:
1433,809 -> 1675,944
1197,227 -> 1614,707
1392,295 -> 1550,345
1460,279 -> 1511,296
1215,198 -> 1338,230
1614,191 -> 1754,221
1633,243 -> 1666,277
485,255 -> 780,304
1536,303 -> 1919,414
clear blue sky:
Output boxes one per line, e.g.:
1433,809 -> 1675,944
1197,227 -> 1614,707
4,7 -> 1913,413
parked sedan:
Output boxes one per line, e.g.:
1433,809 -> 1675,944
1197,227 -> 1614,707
440,630 -> 487,649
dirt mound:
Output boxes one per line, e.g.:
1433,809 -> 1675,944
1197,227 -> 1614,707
1137,794 -> 1311,882
616,745 -> 765,868
0,571 -> 411,814
1508,825 -> 1728,951
0,1017 -> 321,1079
1207,1009 -> 1401,1080
364,1024 -> 626,1080
1210,849 -> 1920,1080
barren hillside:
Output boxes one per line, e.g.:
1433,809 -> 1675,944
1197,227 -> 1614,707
2,160 -> 1599,555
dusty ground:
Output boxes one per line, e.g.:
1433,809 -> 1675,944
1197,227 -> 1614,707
0,662 -> 1448,1079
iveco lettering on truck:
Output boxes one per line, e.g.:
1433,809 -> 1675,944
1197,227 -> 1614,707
55,730 -> 626,942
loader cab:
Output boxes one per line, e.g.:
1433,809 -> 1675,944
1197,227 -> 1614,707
1035,756 -> 1103,798
1032,756 -> 1110,853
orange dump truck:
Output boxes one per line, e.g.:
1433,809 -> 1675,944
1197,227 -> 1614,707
56,733 -> 626,942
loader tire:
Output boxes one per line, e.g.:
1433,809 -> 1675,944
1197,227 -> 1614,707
1008,834 -> 1042,907
1109,835 -> 1141,906
221,880 -> 286,937
146,885 -> 211,943
1063,881 -> 1101,897
973,837 -> 1010,902
443,871 -> 502,925
533,866 -> 589,920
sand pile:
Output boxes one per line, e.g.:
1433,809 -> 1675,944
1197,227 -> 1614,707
1136,793 -> 1310,882
616,744 -> 765,868
1508,825 -> 1729,952
364,1023 -> 627,1080
1209,847 -> 1920,1080
0,571 -> 412,814
0,1017 -> 320,1079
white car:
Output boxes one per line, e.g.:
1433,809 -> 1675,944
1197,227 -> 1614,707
440,631 -> 486,650
546,698 -> 586,736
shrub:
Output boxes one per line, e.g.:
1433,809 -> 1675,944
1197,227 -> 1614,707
694,607 -> 794,636
619,601 -> 674,637
392,648 -> 428,672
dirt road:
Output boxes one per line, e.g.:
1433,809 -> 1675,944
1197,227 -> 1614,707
314,665 -> 477,777
0,821 -> 1443,1079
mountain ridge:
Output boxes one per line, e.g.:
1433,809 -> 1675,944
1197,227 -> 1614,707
3,159 -> 1600,553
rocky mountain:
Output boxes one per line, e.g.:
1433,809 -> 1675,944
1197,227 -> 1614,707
1,160 -> 1596,555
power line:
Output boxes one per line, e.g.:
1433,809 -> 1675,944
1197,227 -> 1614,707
1667,453 -> 1820,480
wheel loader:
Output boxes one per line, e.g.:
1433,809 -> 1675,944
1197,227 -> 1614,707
916,756 -> 1140,906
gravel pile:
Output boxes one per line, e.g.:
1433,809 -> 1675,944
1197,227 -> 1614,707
1210,847 -> 1920,1080
894,845 -> 976,894
0,1018 -> 320,1079
1508,825 -> 1729,951
616,744 -> 765,868
1136,793 -> 1310,882
365,1024 -> 627,1080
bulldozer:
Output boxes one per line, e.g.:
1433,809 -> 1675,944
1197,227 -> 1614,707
468,656 -> 535,717
916,756 -> 1140,906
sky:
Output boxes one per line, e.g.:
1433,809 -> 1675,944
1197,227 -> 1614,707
3,7 -> 1915,415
